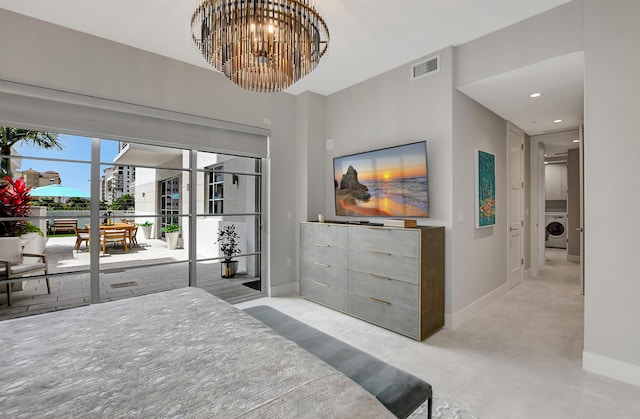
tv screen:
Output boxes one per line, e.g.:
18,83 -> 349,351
333,141 -> 429,217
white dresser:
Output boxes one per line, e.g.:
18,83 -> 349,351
300,222 -> 444,340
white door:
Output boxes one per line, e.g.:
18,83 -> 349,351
507,123 -> 525,289
537,143 -> 546,269
579,125 -> 585,294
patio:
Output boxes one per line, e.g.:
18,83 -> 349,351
0,234 -> 262,321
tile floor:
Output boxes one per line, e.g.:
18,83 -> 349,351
236,249 -> 640,419
0,236 -> 261,320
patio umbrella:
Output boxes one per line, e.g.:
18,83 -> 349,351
29,184 -> 90,198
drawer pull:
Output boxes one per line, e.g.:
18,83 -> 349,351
313,243 -> 330,247
314,262 -> 330,268
369,250 -> 391,256
312,280 -> 329,287
368,297 -> 391,305
369,274 -> 391,281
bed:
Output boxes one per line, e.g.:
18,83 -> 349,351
0,287 -> 394,418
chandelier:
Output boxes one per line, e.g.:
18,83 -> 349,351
191,0 -> 330,93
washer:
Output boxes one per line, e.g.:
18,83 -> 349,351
545,212 -> 567,249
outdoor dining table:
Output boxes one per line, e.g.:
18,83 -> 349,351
88,223 -> 137,249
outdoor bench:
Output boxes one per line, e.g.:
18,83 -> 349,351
52,219 -> 78,234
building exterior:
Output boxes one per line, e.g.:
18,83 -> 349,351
18,168 -> 61,189
100,165 -> 135,205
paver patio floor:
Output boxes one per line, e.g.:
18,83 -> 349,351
0,235 -> 262,321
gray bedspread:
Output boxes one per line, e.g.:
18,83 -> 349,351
0,288 -> 393,418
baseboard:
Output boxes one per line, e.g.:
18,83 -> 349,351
567,254 -> 580,263
269,281 -> 298,297
445,283 -> 509,330
583,351 -> 640,387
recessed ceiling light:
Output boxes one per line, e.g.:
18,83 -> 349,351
553,119 -> 563,123
544,162 -> 549,165
573,139 -> 579,143
529,92 -> 542,98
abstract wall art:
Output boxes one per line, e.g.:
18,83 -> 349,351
475,149 -> 496,228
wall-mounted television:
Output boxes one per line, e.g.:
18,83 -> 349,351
333,141 -> 429,217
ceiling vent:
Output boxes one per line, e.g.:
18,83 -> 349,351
411,55 -> 440,80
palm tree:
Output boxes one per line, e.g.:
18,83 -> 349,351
0,126 -> 62,178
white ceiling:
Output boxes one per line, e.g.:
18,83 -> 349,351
0,0 -> 582,138
459,51 -> 584,137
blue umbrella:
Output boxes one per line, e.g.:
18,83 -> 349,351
30,184 -> 90,198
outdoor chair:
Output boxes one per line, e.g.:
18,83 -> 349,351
74,226 -> 90,251
0,236 -> 50,306
130,224 -> 139,247
101,229 -> 129,253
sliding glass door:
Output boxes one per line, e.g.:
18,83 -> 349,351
0,129 -> 265,320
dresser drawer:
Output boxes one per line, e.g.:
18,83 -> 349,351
301,278 -> 348,312
348,249 -> 419,284
300,260 -> 347,291
348,294 -> 419,339
348,226 -> 419,257
301,242 -> 347,267
348,270 -> 418,310
301,223 -> 347,246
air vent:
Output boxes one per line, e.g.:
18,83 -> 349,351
411,55 -> 440,80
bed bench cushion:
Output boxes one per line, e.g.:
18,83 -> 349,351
244,305 -> 432,419
0,288 -> 393,418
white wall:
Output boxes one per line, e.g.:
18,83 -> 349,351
454,0 -> 584,87
0,9 -> 298,293
450,90 -> 508,324
294,92 -> 327,294
582,0 -> 640,386
325,47 -> 455,316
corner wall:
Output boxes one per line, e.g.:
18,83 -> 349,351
582,0 -> 640,386
294,92 -> 327,294
450,90 -> 508,325
455,0 -> 584,87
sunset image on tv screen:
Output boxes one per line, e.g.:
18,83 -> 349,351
333,141 -> 429,217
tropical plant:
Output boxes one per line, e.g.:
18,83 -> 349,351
16,222 -> 44,237
66,197 -> 90,210
216,224 -> 240,261
140,220 -> 153,227
32,197 -> 56,209
110,194 -> 135,210
0,126 -> 62,178
161,223 -> 180,233
0,176 -> 32,236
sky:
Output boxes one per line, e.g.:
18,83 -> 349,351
334,141 -> 427,182
15,134 -> 119,195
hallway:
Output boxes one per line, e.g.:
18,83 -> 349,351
237,249 -> 640,418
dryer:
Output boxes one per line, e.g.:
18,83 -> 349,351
545,212 -> 567,249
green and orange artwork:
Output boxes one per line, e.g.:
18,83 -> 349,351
477,150 -> 496,227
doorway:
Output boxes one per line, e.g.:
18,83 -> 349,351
507,123 -> 525,289
531,129 -> 582,282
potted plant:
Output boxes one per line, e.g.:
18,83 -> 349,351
0,176 -> 32,237
16,222 -> 44,239
161,223 -> 180,249
0,176 -> 35,292
139,220 -> 153,239
216,224 -> 240,278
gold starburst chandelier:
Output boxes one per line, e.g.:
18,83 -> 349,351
191,0 -> 330,93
